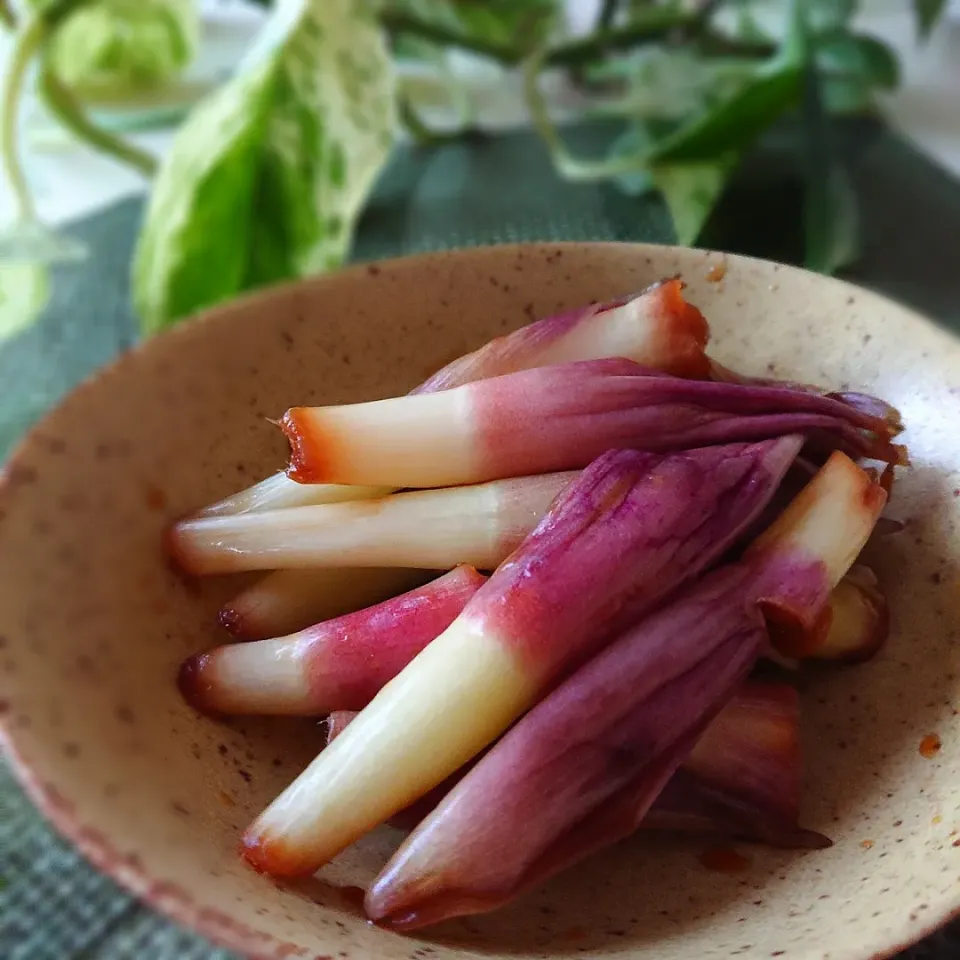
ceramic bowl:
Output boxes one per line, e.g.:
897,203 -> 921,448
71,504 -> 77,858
1,243 -> 959,960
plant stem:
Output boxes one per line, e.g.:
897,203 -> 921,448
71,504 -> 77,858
398,96 -> 434,145
380,11 -> 519,63
382,9 -> 774,69
0,1 -> 15,30
695,31 -> 776,59
2,15 -> 47,222
548,10 -> 692,67
557,23 -> 774,65
398,95 -> 485,148
522,51 -> 655,183
38,60 -> 157,176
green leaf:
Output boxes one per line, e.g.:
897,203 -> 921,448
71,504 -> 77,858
133,0 -> 397,332
0,262 -> 50,341
804,156 -> 860,274
44,0 -> 199,100
912,0 -> 948,39
647,61 -> 803,165
816,31 -> 900,90
643,0 -> 808,167
653,156 -> 736,247
802,62 -> 860,274
821,74 -> 876,115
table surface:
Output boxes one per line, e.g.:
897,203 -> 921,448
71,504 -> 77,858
3,28 -> 960,960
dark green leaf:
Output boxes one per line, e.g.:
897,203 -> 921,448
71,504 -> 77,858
647,62 -> 803,164
805,162 -> 860,273
802,62 -> 860,273
816,31 -> 900,90
134,0 -> 396,332
912,0 -> 948,39
821,74 -> 876,115
653,156 -> 736,247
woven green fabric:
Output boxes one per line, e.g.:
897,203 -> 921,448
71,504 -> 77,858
2,123 -> 959,959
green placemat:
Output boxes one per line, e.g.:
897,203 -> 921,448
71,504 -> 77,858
2,122 -> 959,959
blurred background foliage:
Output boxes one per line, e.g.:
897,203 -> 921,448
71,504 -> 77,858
0,0 -> 948,336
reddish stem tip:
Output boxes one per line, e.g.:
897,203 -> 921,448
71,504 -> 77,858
662,277 -> 709,345
176,654 -> 215,715
238,830 -> 314,879
657,278 -> 712,378
238,832 -> 271,875
280,409 -> 326,484
217,606 -> 252,639
766,603 -> 833,660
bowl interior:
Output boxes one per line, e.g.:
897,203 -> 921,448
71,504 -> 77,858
2,243 -> 960,960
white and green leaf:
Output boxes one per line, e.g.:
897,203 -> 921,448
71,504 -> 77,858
39,0 -> 199,99
133,0 -> 397,332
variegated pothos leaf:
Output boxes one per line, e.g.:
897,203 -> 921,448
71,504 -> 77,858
133,0 -> 396,333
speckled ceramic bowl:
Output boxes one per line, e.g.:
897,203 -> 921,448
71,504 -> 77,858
1,243 -> 958,960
